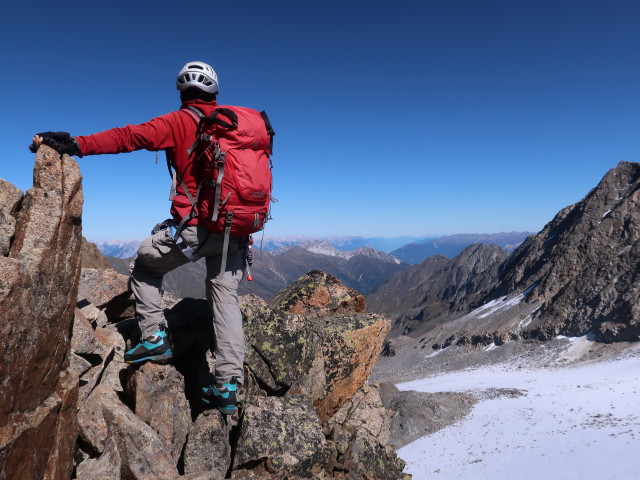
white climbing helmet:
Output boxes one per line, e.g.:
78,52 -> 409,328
176,61 -> 219,94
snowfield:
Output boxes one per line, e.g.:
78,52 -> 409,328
396,345 -> 640,480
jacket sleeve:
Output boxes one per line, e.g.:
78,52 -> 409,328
75,112 -> 181,156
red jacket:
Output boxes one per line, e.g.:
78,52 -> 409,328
76,99 -> 219,226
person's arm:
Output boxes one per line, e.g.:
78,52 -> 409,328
76,112 -> 179,155
30,111 -> 181,157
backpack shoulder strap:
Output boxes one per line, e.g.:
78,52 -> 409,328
166,106 -> 207,201
182,105 -> 205,123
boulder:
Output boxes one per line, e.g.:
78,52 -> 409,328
243,273 -> 390,420
75,384 -> 179,480
126,363 -> 192,463
78,268 -> 135,320
268,270 -> 365,318
183,411 -> 232,477
0,146 -> 83,480
378,382 -> 476,449
242,302 -> 321,396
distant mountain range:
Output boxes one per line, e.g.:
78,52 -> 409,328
99,232 -> 533,301
94,235 -> 422,259
389,232 -> 532,264
96,232 -> 532,265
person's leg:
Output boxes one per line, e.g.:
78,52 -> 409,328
195,233 -> 246,413
125,227 -> 190,363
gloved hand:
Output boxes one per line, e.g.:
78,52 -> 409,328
151,219 -> 174,235
29,132 -> 82,157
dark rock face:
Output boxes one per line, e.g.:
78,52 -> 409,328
369,244 -> 508,336
489,161 -> 640,342
0,146 -> 83,480
374,162 -> 640,347
378,382 -> 477,449
367,255 -> 450,314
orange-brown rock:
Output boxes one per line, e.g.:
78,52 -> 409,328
314,313 -> 390,421
268,270 -> 365,318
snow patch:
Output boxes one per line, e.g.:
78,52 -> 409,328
618,245 -> 632,255
397,355 -> 640,480
426,346 -> 451,359
470,284 -> 537,320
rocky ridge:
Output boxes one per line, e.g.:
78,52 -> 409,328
378,161 -> 640,357
1,147 -> 410,479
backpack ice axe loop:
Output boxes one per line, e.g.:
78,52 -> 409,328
219,212 -> 234,276
210,151 -> 227,222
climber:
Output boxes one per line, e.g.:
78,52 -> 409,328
30,61 -> 249,415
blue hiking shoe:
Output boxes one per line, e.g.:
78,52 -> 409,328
202,376 -> 238,415
124,327 -> 173,364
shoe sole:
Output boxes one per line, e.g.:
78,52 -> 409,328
201,396 -> 236,415
125,351 -> 173,365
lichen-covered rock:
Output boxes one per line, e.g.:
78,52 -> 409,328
183,411 -> 232,477
69,268 -> 401,479
325,384 -> 409,480
0,146 -> 82,480
242,278 -> 390,421
242,302 -> 321,395
314,313 -> 390,421
268,271 -> 365,318
234,395 -> 332,477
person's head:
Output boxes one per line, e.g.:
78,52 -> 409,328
176,61 -> 218,102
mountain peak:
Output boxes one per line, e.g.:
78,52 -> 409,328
486,161 -> 640,341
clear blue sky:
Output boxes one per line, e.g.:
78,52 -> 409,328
1,0 -> 638,242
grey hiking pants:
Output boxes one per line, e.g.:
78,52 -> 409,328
129,225 -> 245,384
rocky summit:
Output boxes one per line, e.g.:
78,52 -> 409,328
69,273 -> 406,479
0,146 -> 409,479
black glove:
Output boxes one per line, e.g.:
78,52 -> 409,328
29,132 -> 82,156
